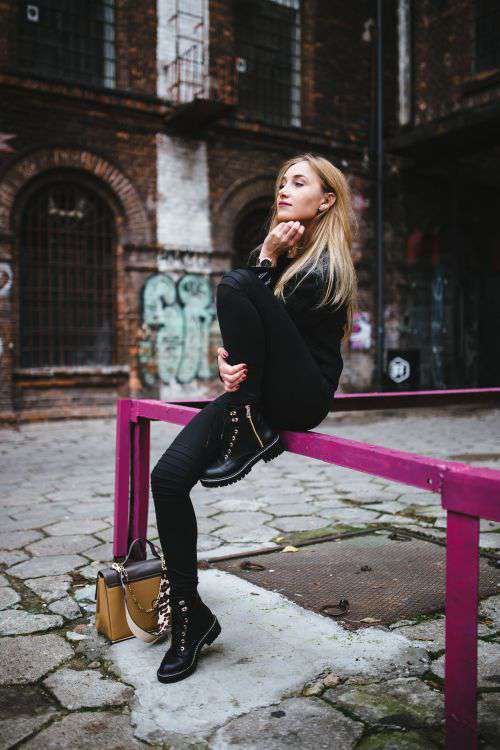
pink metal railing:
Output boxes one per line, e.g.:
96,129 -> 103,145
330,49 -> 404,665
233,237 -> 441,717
113,395 -> 500,750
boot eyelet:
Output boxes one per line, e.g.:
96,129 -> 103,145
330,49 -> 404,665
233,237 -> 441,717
181,606 -> 188,611
180,646 -> 185,651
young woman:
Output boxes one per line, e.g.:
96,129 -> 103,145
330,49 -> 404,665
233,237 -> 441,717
151,152 -> 358,683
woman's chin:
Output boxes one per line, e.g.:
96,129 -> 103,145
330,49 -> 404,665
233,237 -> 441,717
278,209 -> 298,221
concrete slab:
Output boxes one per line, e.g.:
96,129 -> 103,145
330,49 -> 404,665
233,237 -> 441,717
108,568 -> 429,745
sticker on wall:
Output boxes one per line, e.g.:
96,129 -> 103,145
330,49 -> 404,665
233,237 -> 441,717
139,272 -> 215,386
349,310 -> 372,350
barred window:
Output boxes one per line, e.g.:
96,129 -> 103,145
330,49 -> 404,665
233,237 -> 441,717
475,0 -> 500,73
17,0 -> 116,88
18,181 -> 117,368
233,0 -> 301,128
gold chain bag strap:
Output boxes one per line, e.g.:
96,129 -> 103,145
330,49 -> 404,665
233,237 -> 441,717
95,538 -> 172,644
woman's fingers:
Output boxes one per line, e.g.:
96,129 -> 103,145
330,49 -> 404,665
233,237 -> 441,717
225,370 -> 247,384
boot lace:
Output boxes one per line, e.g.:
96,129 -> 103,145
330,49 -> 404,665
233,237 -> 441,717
170,598 -> 190,655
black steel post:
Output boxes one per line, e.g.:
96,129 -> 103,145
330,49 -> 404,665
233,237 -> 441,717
375,0 -> 385,390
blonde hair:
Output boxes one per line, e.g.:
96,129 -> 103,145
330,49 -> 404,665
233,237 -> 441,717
249,153 -> 359,339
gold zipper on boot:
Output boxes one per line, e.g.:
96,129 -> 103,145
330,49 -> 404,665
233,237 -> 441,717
245,404 -> 264,448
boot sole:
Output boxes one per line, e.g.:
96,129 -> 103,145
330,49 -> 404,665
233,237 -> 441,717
199,435 -> 285,488
157,616 -> 222,684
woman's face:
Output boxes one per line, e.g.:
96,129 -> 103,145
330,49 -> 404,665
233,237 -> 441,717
276,160 -> 333,226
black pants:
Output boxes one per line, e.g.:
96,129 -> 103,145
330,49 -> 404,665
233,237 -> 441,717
150,268 -> 334,596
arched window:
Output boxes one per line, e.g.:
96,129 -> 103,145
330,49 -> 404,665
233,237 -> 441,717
17,180 -> 117,367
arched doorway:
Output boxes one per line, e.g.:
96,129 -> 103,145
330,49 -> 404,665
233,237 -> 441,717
17,179 -> 117,367
232,200 -> 272,268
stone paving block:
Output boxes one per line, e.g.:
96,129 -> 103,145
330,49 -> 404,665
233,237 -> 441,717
21,711 -> 145,750
478,692 -> 500,746
431,640 -> 500,688
48,597 -> 82,620
43,519 -> 109,536
316,507 -> 380,524
80,542 -> 114,562
479,595 -> 500,631
0,634 -> 74,685
61,502 -> 112,518
364,501 -> 408,514
213,524 -> 278,544
397,493 -> 442,507
198,517 -> 226,535
0,713 -> 58,750
24,575 -> 72,602
0,586 -> 21,609
268,515 -> 331,533
323,676 -> 444,728
209,498 -> 267,512
0,550 -> 29,566
0,530 -> 43,550
393,616 -> 492,652
262,501 -> 320,516
73,584 -> 96,602
43,668 -> 133,709
198,534 -> 224,551
0,610 -> 64,635
25,534 -> 99,557
479,533 -> 500,551
212,511 -> 276,528
210,696 -> 364,750
333,487 -> 401,504
6,554 -> 87,579
73,562 -> 102,581
375,514 -> 415,526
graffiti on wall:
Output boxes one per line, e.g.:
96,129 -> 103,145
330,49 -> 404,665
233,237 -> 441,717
0,263 -> 13,297
349,310 -> 372,350
138,272 -> 216,387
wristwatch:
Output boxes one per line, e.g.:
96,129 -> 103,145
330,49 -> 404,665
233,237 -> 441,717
258,257 -> 274,268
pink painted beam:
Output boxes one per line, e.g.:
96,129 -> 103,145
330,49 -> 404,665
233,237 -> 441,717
444,507 -> 480,750
441,469 -> 500,521
113,399 -> 132,560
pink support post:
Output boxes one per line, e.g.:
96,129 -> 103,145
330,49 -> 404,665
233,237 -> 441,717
444,508 -> 479,750
113,399 -> 132,560
130,418 -> 151,560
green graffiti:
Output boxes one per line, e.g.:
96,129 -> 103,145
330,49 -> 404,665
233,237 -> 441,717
139,272 -> 216,386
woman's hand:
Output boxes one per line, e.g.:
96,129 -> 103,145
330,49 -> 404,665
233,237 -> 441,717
217,347 -> 247,392
261,221 -> 305,260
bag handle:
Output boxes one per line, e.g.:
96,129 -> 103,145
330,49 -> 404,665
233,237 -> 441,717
123,537 -> 160,566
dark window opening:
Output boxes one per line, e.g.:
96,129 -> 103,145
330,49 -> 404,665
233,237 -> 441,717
17,0 -> 115,88
18,181 -> 117,368
233,0 -> 301,127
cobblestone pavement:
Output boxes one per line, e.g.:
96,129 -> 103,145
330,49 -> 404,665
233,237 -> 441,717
1,404 -> 499,749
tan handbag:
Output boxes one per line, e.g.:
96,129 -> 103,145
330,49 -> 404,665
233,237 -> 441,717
95,538 -> 172,644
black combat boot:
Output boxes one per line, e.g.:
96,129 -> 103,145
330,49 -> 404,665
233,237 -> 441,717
200,402 -> 284,488
157,591 -> 221,684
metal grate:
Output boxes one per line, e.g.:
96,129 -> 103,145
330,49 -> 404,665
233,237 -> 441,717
233,0 -> 302,128
17,181 -> 117,368
475,0 -> 500,73
17,0 -> 116,88
209,530 -> 500,630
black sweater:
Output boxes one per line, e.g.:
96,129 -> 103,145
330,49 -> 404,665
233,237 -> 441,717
246,253 -> 347,390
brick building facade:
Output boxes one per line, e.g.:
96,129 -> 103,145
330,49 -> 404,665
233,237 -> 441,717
0,1 -> 497,423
